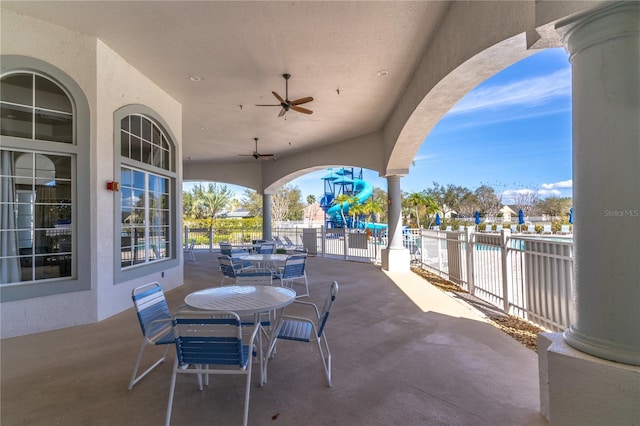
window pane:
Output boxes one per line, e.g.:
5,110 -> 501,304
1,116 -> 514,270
1,104 -> 32,138
120,168 -> 132,186
0,74 -> 33,105
141,117 -> 152,142
130,136 -> 142,161
130,208 -> 144,224
120,116 -> 130,132
132,171 -> 145,190
130,115 -> 141,137
120,132 -> 130,158
162,149 -> 170,171
142,140 -> 152,164
35,110 -> 73,143
121,188 -> 133,209
35,76 -> 72,113
152,145 -> 162,168
152,126 -> 161,144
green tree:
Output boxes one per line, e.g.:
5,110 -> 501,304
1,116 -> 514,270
426,182 -> 470,218
360,195 -> 384,228
188,183 -> 234,224
333,193 -> 356,227
405,191 -> 438,228
240,189 -> 262,217
536,196 -> 572,218
372,187 -> 388,223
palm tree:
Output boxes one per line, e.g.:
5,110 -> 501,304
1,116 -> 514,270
190,183 -> 234,225
405,191 -> 438,228
333,194 -> 356,228
361,196 -> 384,228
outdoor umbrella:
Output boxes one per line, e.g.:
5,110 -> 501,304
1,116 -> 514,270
518,209 -> 525,225
569,208 -> 574,224
435,213 -> 441,226
475,211 -> 481,225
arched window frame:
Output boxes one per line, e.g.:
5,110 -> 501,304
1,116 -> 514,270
0,56 -> 91,302
114,105 -> 179,283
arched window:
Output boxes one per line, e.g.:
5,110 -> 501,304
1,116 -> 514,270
1,71 -> 77,287
118,112 -> 175,269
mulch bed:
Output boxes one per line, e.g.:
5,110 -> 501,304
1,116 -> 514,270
411,267 -> 544,352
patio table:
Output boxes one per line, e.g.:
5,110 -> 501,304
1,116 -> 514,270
185,285 -> 296,385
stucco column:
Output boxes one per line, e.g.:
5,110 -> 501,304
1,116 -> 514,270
559,1 -> 640,366
262,193 -> 273,241
537,4 -> 640,425
381,175 -> 410,272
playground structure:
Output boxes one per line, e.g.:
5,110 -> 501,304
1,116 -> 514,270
319,167 -> 387,233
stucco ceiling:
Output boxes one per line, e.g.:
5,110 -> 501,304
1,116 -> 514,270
3,1 -> 450,165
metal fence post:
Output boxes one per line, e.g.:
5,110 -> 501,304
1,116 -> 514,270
208,225 -> 214,252
500,229 -> 512,314
466,227 -> 475,295
185,226 -> 190,248
343,229 -> 348,261
321,226 -> 326,257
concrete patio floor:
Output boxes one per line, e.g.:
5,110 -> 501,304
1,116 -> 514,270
1,253 -> 548,426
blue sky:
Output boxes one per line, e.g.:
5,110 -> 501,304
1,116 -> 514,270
185,48 -> 573,204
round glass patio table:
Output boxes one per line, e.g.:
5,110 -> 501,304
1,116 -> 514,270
238,253 -> 289,263
184,285 -> 296,315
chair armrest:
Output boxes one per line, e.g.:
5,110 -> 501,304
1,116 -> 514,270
285,300 -> 320,320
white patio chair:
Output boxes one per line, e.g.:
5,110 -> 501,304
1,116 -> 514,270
129,282 -> 174,390
264,281 -> 339,387
165,309 -> 260,426
218,254 -> 254,285
274,253 -> 309,298
283,235 -> 302,249
542,225 -> 552,234
559,224 -> 572,235
183,239 -> 196,262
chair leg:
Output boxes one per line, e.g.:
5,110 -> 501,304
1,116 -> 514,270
243,364 -> 252,426
317,334 -> 332,387
165,359 -> 179,426
129,341 -> 169,390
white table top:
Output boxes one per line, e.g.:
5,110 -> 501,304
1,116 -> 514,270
184,285 -> 296,315
239,253 -> 289,262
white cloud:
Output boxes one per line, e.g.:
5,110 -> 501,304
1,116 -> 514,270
541,179 -> 572,190
449,68 -> 571,116
537,189 -> 562,197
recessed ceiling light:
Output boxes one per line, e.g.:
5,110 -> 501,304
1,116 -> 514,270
189,75 -> 203,82
377,70 -> 388,77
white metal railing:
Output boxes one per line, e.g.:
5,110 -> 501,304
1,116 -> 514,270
417,228 -> 573,332
183,225 -> 572,331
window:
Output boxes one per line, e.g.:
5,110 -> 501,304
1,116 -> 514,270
1,71 -> 77,287
119,114 -> 173,269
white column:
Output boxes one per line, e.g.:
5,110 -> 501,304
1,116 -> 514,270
381,175 -> 410,272
559,1 -> 640,366
537,4 -> 640,425
262,193 -> 272,241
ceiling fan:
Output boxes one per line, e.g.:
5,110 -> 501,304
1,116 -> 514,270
238,137 -> 277,161
255,73 -> 313,117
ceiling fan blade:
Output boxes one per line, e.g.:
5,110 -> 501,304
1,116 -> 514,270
255,104 -> 281,107
272,91 -> 285,103
291,105 -> 313,115
291,96 -> 313,106
278,108 -> 287,117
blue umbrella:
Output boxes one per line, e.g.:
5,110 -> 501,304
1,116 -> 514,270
569,207 -> 574,224
474,211 -> 481,225
518,209 -> 525,225
435,213 -> 441,226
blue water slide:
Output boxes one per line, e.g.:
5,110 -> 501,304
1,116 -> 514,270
326,179 -> 387,230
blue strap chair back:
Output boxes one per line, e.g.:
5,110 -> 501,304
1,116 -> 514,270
317,281 -> 338,337
259,242 -> 275,254
281,254 -> 306,279
129,282 -> 174,390
219,242 -> 233,256
235,268 -> 273,286
173,314 -> 248,368
218,254 -> 238,285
